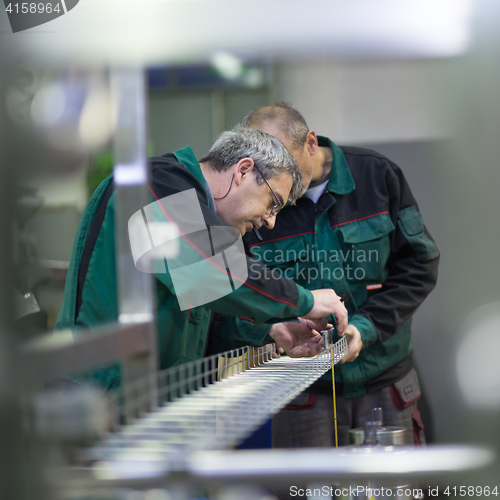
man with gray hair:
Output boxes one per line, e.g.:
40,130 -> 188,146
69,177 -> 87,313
55,126 -> 348,390
198,127 -> 303,235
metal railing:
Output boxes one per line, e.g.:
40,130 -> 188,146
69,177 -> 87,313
88,337 -> 348,466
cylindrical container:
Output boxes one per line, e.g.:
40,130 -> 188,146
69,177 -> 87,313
348,425 -> 407,446
344,423 -> 411,500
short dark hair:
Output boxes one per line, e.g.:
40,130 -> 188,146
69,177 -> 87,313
241,102 -> 309,150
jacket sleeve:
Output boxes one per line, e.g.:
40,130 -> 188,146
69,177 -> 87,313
149,161 -> 315,325
207,315 -> 274,353
350,161 -> 440,348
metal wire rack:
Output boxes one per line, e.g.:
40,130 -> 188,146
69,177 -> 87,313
90,337 -> 348,463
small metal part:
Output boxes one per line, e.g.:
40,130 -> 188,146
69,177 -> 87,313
363,421 -> 379,445
320,327 -> 334,349
372,407 -> 383,426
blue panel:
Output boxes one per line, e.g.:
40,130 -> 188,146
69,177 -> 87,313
237,418 -> 272,449
147,67 -> 168,89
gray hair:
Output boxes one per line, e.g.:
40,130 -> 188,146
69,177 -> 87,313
240,102 -> 309,151
199,126 -> 303,203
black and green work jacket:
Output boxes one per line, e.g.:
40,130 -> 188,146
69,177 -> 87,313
220,137 -> 439,398
55,146 -> 314,390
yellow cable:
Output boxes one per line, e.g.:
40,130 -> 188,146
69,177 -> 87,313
332,355 -> 338,448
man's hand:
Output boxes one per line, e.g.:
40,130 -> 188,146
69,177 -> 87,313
269,318 -> 326,358
304,289 -> 348,334
338,324 -> 363,364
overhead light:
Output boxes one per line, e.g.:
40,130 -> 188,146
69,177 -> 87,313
211,51 -> 244,80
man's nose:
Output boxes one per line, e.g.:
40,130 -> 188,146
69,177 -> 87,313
261,213 -> 277,230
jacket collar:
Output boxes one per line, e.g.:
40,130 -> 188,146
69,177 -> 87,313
173,145 -> 218,211
173,146 -> 207,195
317,136 -> 355,195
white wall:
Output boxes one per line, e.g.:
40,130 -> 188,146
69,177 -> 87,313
275,58 -> 450,144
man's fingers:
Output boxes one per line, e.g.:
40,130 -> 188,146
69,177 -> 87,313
304,319 -> 317,329
339,350 -> 358,363
335,307 -> 348,334
288,344 -> 323,358
338,325 -> 362,364
308,317 -> 330,330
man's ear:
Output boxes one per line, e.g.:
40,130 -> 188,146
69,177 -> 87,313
234,157 -> 255,185
306,130 -> 319,156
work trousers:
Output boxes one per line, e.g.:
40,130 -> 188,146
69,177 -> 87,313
272,367 -> 425,448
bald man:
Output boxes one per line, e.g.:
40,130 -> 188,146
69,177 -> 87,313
218,103 -> 439,458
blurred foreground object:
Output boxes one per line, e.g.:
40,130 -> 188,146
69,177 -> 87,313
1,0 -> 473,65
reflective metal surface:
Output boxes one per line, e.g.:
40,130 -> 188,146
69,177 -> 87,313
349,426 -> 407,446
111,67 -> 158,417
20,322 -> 154,391
56,445 -> 495,492
188,445 -> 495,484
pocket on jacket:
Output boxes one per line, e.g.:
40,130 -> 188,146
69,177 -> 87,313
337,212 -> 394,284
250,235 -> 310,267
398,206 -> 439,259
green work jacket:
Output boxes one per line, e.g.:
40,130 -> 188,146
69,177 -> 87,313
220,137 -> 439,398
55,146 -> 314,389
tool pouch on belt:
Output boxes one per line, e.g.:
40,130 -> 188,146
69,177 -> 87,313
389,367 -> 425,445
389,367 -> 421,408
